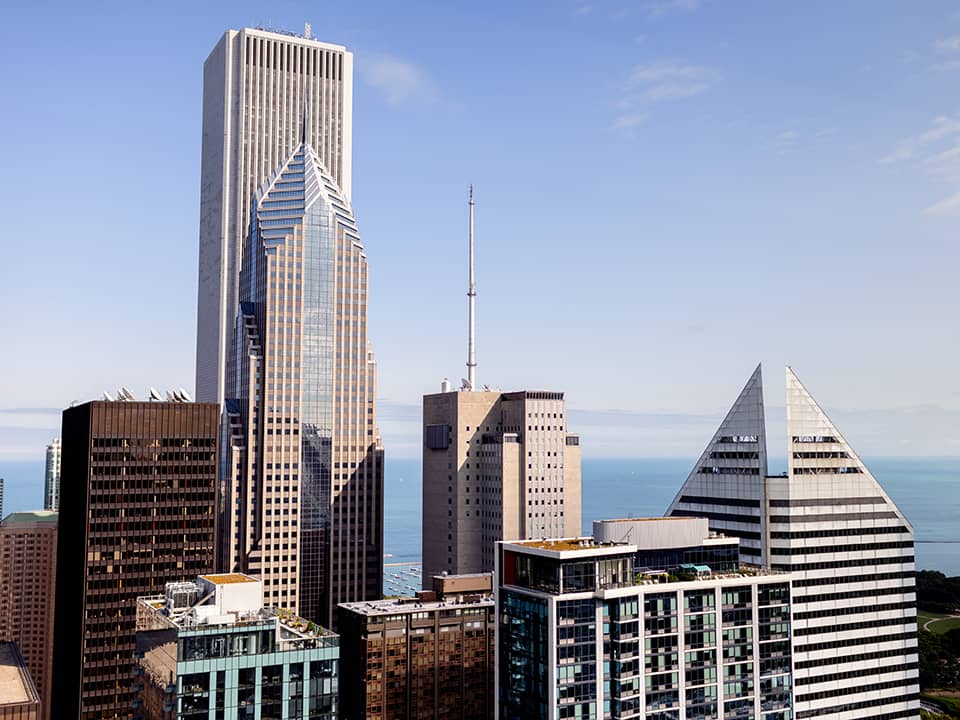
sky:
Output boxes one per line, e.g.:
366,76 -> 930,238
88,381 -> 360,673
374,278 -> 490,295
1,0 -> 959,466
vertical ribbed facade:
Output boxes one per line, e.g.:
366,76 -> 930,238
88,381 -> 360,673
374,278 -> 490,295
221,141 -> 383,629
196,27 -> 353,405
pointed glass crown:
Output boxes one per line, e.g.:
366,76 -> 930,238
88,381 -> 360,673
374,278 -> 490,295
252,141 -> 360,248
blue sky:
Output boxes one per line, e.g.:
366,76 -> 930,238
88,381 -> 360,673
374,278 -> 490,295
1,0 -> 958,463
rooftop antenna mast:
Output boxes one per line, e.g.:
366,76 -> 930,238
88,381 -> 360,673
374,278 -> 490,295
466,185 -> 477,391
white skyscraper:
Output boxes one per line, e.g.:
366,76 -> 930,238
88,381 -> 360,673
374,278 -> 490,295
44,438 -> 60,511
196,26 -> 353,404
668,366 -> 919,720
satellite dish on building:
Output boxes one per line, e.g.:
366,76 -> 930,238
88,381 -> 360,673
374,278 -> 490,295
149,387 -> 162,401
102,391 -> 114,401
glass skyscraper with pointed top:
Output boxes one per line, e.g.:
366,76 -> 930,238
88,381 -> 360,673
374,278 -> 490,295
197,27 -> 353,407
198,27 -> 383,629
220,135 -> 383,629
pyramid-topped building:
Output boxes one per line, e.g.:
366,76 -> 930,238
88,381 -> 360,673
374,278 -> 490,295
221,138 -> 384,629
668,366 -> 918,720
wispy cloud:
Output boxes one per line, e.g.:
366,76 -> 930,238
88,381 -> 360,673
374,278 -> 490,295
573,4 -> 593,16
935,35 -> 960,53
881,114 -> 960,163
612,111 -> 647,130
628,61 -> 713,101
923,190 -> 960,215
930,59 -> 960,72
773,129 -> 799,155
645,0 -> 704,18
882,114 -> 960,214
613,60 -> 714,131
360,54 -> 436,106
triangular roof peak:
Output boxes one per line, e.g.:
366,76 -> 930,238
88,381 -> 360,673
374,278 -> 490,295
785,366 -> 913,531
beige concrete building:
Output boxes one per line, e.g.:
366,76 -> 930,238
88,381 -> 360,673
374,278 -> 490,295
422,390 -> 581,582
0,643 -> 40,720
0,513 -> 56,720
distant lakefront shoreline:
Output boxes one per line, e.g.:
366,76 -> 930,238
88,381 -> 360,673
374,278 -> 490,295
1,455 -> 957,574
380,456 -> 960,576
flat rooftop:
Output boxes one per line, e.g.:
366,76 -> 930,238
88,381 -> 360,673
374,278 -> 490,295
1,510 -> 58,526
199,573 -> 257,585
507,537 -> 632,553
0,643 -> 38,707
599,517 -> 693,523
340,594 -> 494,618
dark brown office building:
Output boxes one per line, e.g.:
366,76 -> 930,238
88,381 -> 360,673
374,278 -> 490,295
51,400 -> 219,720
337,574 -> 495,720
0,511 -> 58,720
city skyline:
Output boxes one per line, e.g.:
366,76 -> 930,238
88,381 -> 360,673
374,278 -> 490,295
1,2 -> 958,467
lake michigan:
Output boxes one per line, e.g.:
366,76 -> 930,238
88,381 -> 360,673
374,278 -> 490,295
383,456 -> 960,575
1,456 -> 956,574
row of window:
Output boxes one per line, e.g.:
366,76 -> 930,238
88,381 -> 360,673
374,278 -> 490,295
792,629 -> 916,656
794,644 -> 916,671
769,540 -> 914,556
794,615 -> 913,637
772,554 -> 914,573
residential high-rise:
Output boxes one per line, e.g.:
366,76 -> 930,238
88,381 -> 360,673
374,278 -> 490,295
219,135 -> 383,628
43,439 -> 60,511
196,26 -> 353,406
0,511 -> 58,720
51,399 -> 220,720
422,390 -> 582,582
134,573 -> 339,720
495,520 -> 794,720
338,573 -> 496,720
0,643 -> 40,720
667,366 -> 919,720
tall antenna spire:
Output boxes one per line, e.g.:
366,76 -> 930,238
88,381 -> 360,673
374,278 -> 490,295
466,185 -> 477,391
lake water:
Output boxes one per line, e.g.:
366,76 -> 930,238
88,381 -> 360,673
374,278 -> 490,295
382,456 -> 960,575
2,456 -> 957,574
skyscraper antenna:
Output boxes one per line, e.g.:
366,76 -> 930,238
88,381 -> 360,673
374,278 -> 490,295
466,185 -> 477,391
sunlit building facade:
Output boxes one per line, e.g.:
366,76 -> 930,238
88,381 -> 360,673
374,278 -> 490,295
221,137 -> 383,628
196,26 -> 353,406
667,366 -> 919,720
495,526 -> 794,720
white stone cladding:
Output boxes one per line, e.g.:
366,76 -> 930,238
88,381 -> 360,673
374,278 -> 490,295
667,366 -> 919,720
196,27 -> 353,405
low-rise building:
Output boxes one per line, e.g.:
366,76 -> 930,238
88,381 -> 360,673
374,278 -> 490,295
134,573 -> 339,720
0,642 -> 39,720
338,573 -> 496,720
496,519 -> 794,720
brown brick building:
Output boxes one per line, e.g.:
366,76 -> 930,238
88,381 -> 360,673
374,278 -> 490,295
51,400 -> 219,719
337,574 -> 495,720
0,512 -> 57,720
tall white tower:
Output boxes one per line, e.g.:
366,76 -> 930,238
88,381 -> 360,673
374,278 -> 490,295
195,26 -> 354,404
